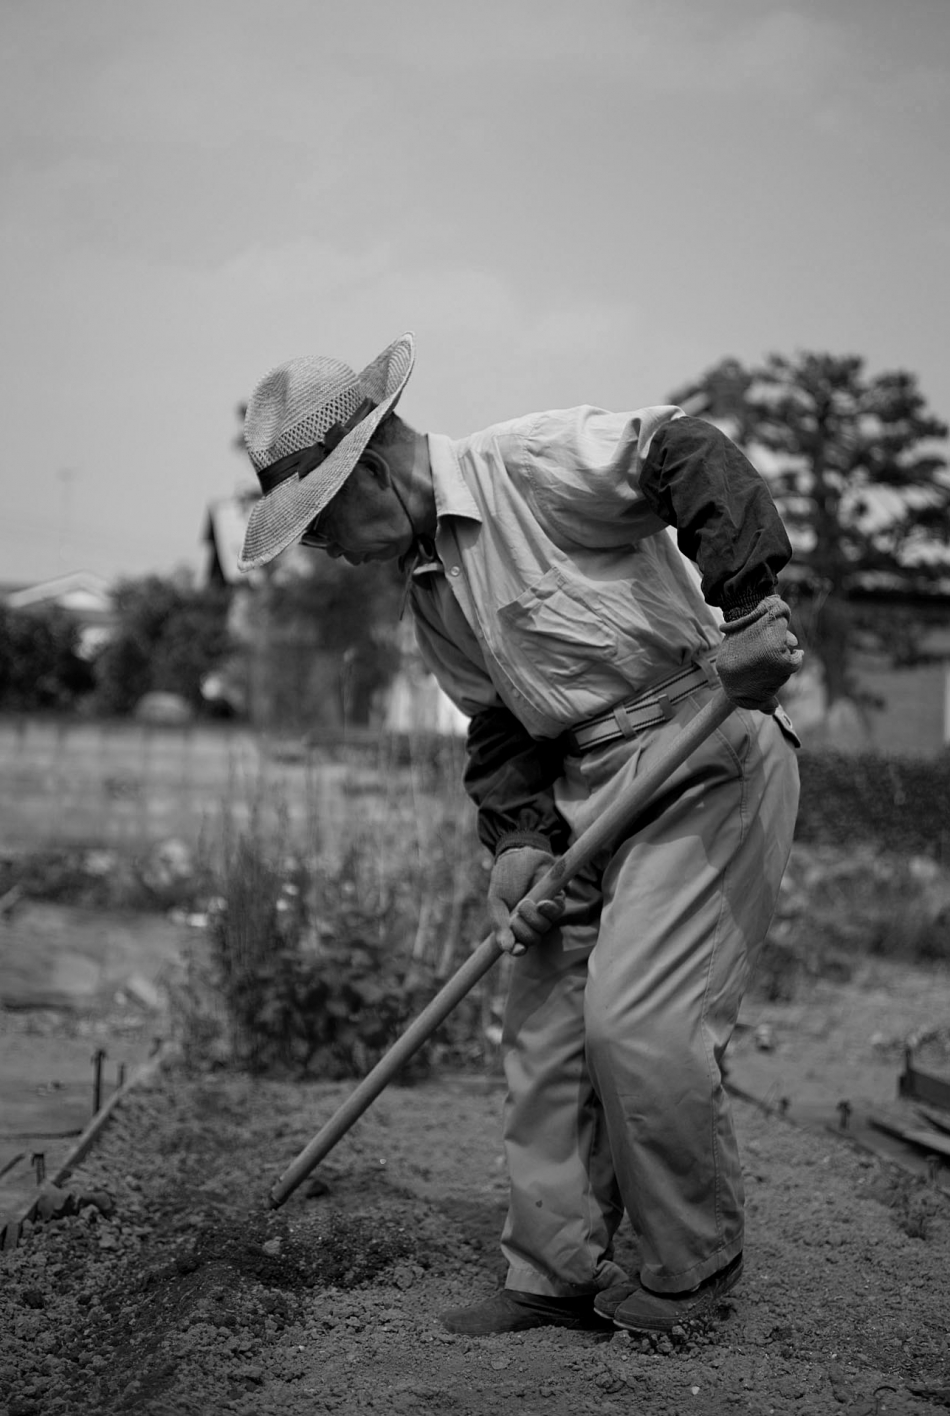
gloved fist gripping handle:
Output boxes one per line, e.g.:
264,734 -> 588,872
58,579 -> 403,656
718,595 -> 804,711
487,846 -> 565,957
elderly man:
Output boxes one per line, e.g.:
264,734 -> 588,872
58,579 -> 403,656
238,332 -> 801,1338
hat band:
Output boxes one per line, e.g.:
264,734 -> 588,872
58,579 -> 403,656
256,397 -> 377,496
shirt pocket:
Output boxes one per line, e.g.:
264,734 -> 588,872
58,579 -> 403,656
496,566 -> 616,683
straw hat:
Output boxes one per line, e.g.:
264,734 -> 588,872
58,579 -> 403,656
238,332 -> 415,571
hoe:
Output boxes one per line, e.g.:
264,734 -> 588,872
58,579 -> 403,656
269,685 -> 734,1209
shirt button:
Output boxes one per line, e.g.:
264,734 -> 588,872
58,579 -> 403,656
449,566 -> 460,577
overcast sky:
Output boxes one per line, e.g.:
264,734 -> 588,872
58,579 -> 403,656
2,0 -> 948,586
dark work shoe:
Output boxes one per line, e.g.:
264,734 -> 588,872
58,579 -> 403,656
612,1253 -> 744,1335
592,1281 -> 641,1322
440,1290 -> 613,1336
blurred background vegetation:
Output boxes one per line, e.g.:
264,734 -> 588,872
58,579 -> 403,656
2,343 -> 948,1079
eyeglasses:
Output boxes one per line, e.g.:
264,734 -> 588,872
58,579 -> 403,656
300,512 -> 331,549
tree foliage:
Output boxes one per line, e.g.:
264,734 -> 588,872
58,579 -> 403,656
251,554 -> 403,730
671,352 -> 950,702
93,574 -> 233,716
0,605 -> 95,711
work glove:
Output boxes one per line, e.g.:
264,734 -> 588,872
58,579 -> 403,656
487,846 -> 565,957
717,595 -> 804,711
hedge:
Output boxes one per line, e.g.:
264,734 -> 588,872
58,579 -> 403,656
795,749 -> 950,860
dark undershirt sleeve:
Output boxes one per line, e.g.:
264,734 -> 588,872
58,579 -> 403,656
463,705 -> 569,858
639,416 -> 793,619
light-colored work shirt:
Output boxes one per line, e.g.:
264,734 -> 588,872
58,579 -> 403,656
409,405 -> 722,740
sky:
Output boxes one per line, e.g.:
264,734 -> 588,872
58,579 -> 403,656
2,0 -> 949,587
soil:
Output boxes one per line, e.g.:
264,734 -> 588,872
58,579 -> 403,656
0,902 -> 188,1222
1,1053 -> 949,1415
2,906 -> 950,1416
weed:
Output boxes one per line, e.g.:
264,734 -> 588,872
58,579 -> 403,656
0,843 -> 212,914
750,844 -> 950,1002
169,769 -> 495,1080
869,1169 -> 946,1241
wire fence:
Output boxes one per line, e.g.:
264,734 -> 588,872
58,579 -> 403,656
0,715 -> 470,857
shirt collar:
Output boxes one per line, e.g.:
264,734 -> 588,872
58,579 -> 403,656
427,433 -> 483,525
397,436 -> 482,618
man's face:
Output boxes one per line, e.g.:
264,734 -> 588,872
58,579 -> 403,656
300,459 -> 414,565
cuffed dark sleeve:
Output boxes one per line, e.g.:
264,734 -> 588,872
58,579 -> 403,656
640,416 -> 793,618
463,705 -> 569,857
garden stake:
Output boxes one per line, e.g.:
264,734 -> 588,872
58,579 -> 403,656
269,685 -> 735,1209
91,1049 -> 107,1116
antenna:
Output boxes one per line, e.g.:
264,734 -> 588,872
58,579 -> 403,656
56,467 -> 76,572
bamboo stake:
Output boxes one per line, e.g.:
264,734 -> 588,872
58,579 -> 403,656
269,686 -> 734,1208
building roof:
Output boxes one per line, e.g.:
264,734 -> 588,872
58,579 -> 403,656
203,499 -> 252,586
3,571 -> 114,622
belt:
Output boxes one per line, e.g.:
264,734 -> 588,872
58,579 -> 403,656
567,659 -> 719,753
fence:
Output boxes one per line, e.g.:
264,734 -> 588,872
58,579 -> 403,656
0,714 -> 470,863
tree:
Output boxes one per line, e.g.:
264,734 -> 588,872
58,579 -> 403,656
671,353 -> 950,704
0,604 -> 95,711
93,574 -> 234,716
250,554 -> 403,731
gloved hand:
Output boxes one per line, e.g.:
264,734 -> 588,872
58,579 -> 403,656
717,595 -> 804,710
487,846 -> 565,957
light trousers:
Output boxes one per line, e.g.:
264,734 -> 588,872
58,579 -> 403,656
500,689 -> 800,1296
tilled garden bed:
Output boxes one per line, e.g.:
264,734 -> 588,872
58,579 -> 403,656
1,1065 -> 949,1416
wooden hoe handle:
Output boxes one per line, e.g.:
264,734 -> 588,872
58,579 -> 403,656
268,685 -> 734,1208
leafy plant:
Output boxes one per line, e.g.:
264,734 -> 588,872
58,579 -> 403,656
193,806 -> 492,1079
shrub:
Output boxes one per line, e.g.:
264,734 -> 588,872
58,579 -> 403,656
751,843 -> 950,1002
0,605 -> 94,711
177,799 -> 494,1080
0,842 -> 211,914
796,750 -> 950,861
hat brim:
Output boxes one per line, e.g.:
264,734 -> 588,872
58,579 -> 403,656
238,332 -> 415,572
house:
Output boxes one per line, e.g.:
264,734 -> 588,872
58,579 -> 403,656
202,499 -> 256,589
837,597 -> 950,757
776,555 -> 950,756
785,612 -> 950,757
1,571 -> 116,658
